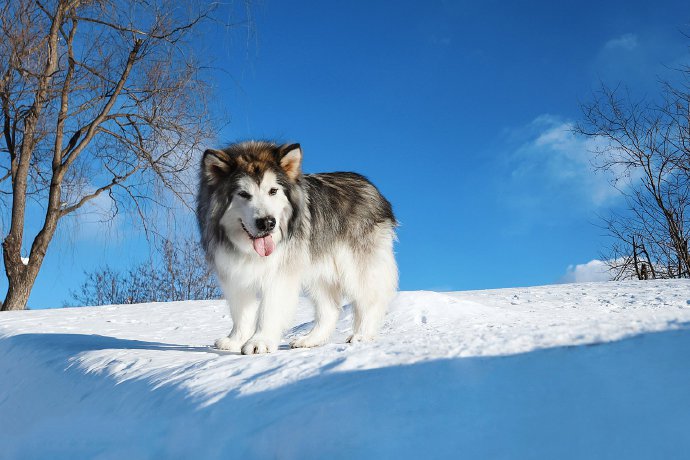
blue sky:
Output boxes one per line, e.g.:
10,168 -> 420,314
12,0 -> 690,308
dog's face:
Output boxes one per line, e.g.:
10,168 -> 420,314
201,142 -> 302,257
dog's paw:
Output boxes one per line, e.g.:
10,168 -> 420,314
346,333 -> 375,344
291,335 -> 327,349
241,337 -> 277,355
214,336 -> 243,352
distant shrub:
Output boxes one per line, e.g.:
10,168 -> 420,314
69,238 -> 221,306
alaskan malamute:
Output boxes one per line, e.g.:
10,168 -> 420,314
197,141 -> 398,354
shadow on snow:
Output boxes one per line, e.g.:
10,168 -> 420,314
1,327 -> 690,459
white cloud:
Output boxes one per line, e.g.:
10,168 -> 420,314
559,259 -> 613,283
429,35 -> 452,46
594,31 -> 690,90
604,33 -> 638,51
510,115 -> 622,208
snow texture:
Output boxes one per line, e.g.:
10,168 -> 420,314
1,280 -> 690,459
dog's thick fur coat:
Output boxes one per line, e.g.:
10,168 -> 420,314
197,141 -> 398,354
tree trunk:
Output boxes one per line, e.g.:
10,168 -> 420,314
2,274 -> 34,311
2,254 -> 45,311
1,241 -> 39,311
2,212 -> 56,311
2,233 -> 28,310
0,3 -> 64,311
632,236 -> 642,280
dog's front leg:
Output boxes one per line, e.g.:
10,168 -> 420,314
214,284 -> 259,352
241,275 -> 300,355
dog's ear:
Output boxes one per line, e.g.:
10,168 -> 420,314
278,143 -> 302,181
202,148 -> 234,183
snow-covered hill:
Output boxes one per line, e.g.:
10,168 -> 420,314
1,281 -> 690,459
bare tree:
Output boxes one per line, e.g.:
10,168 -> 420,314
576,68 -> 690,280
0,0 -> 217,310
69,235 -> 221,306
157,237 -> 223,302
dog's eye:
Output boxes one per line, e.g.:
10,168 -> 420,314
238,191 -> 251,199
268,188 -> 278,196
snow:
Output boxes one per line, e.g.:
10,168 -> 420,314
1,280 -> 690,459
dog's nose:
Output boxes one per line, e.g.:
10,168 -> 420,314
255,216 -> 276,232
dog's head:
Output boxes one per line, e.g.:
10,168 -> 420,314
201,141 -> 303,257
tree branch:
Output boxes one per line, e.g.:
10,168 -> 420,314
60,38 -> 142,168
59,165 -> 140,216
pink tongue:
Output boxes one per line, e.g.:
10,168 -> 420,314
252,234 -> 275,257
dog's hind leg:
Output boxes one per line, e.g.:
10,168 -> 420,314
347,294 -> 392,343
347,232 -> 398,343
214,284 -> 258,352
291,283 -> 341,348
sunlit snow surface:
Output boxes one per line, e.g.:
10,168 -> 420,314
1,280 -> 690,459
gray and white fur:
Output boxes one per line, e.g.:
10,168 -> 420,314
197,141 -> 398,354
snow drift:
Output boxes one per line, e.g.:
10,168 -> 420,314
1,280 -> 690,459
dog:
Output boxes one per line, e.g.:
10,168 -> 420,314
197,141 -> 398,354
